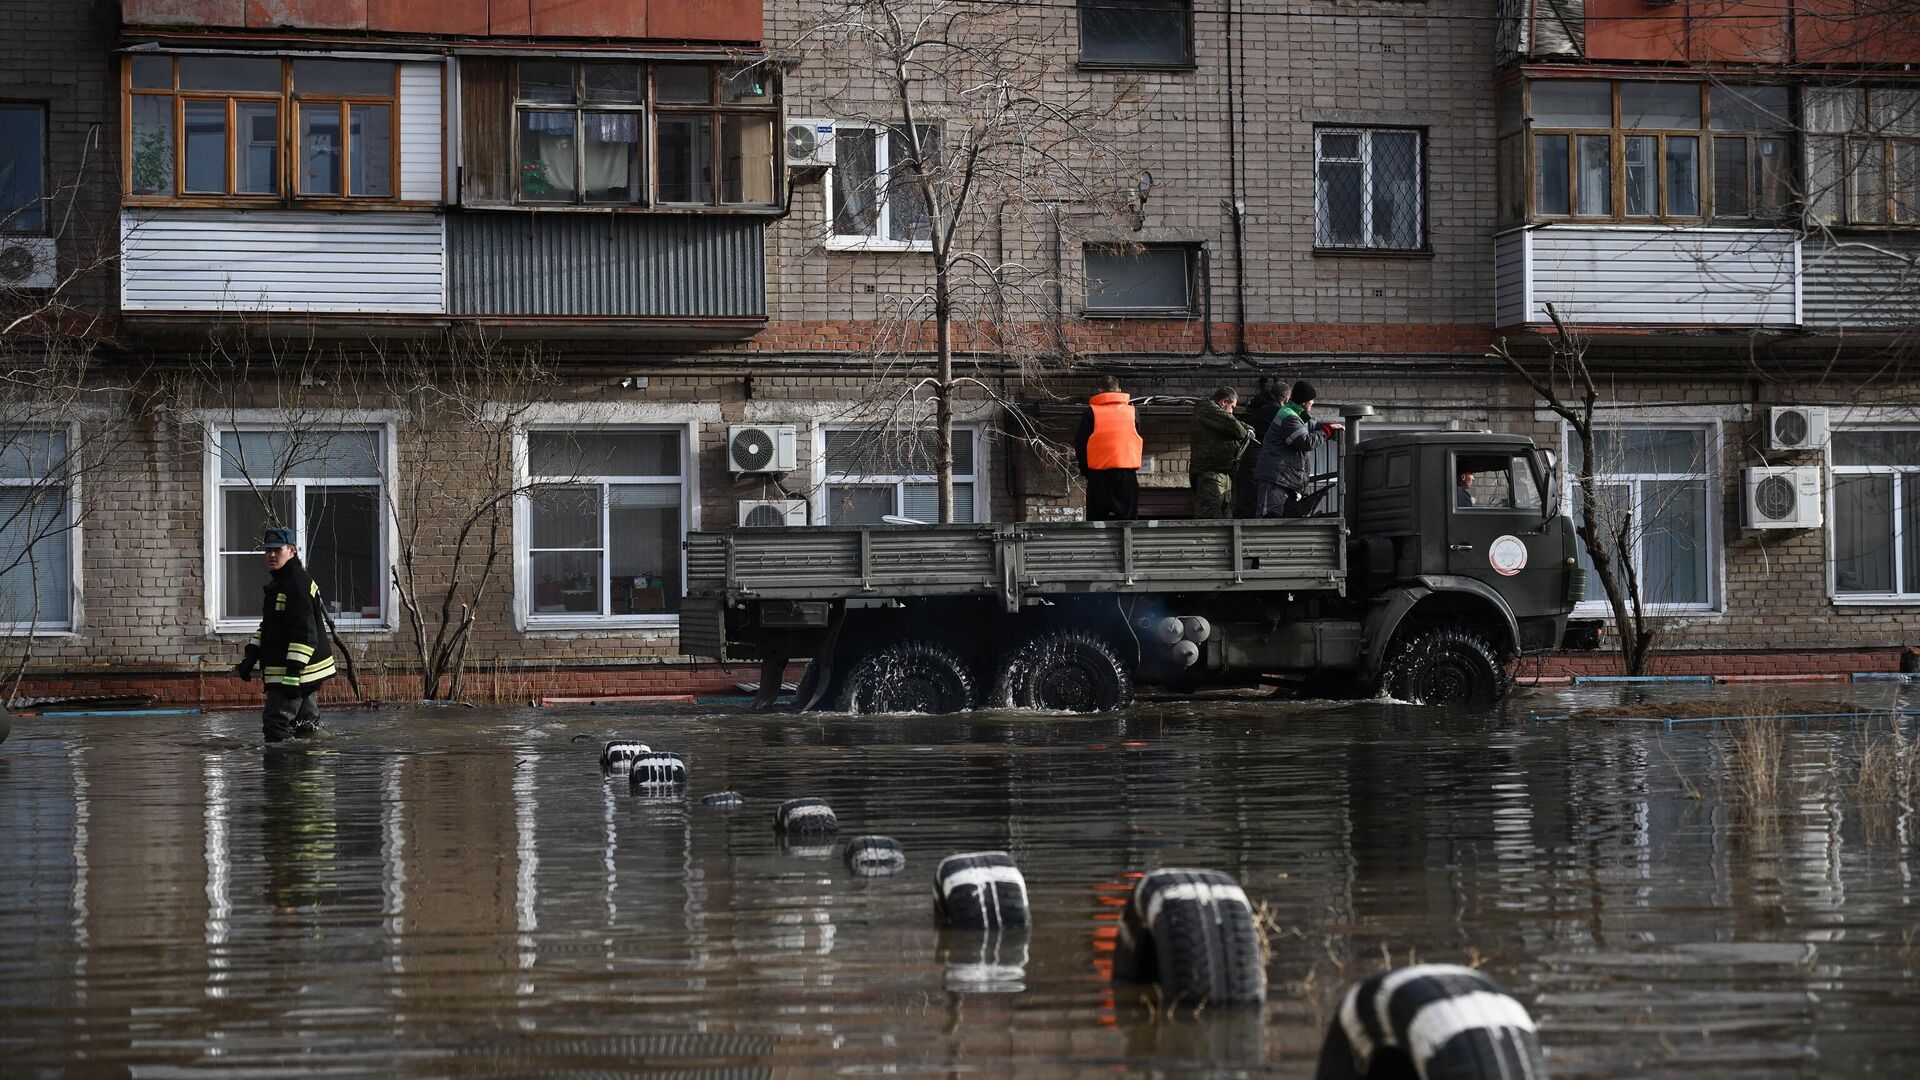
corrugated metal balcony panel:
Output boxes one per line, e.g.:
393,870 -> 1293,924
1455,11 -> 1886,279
1493,228 -> 1527,328
1496,225 -> 1799,327
448,213 -> 766,318
1803,233 -> 1920,331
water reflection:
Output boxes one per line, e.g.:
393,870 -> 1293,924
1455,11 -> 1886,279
0,691 -> 1914,1076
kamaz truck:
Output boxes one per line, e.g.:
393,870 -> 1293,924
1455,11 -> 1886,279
681,408 -> 1589,712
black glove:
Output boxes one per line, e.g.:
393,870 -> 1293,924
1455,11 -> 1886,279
233,657 -> 256,681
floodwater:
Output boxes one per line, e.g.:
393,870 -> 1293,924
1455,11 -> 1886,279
2,686 -> 1916,1078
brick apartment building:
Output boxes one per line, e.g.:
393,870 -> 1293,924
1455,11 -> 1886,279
0,0 -> 1917,703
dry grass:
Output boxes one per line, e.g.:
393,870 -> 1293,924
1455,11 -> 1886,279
1853,721 -> 1920,826
1723,715 -> 1790,805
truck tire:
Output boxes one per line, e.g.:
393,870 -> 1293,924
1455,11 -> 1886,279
1003,630 -> 1133,712
837,640 -> 978,715
1112,869 -> 1266,1008
1381,627 -> 1510,707
1316,964 -> 1543,1080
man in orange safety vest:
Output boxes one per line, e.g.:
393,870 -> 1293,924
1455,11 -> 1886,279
1073,375 -> 1143,521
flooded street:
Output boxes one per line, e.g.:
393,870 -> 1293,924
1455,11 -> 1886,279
2,687 -> 1916,1078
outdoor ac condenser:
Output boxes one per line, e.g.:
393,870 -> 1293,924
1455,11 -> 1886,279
727,425 -> 798,474
785,119 -> 836,168
1767,406 -> 1829,453
738,499 -> 808,527
1743,466 -> 1823,530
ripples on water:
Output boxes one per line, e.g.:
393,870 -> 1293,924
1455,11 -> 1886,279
0,685 -> 1915,1077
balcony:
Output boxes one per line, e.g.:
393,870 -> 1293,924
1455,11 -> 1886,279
1493,224 -> 1800,330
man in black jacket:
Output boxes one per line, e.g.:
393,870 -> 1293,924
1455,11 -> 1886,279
234,527 -> 337,742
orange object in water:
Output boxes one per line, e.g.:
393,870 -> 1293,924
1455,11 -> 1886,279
1085,392 -> 1143,470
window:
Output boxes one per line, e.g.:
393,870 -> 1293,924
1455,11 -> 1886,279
126,55 -> 397,202
1078,0 -> 1192,68
1529,80 -> 1704,221
524,429 -> 687,621
652,63 -> 777,207
516,60 -> 645,205
1805,87 -> 1920,226
827,123 -> 937,249
0,428 -> 74,632
1084,243 -> 1194,314
1452,452 -> 1543,512
0,104 -> 46,233
1710,85 -> 1791,221
1314,128 -> 1424,251
821,426 -> 978,524
1567,426 -> 1716,611
212,428 -> 386,628
1831,428 -> 1920,598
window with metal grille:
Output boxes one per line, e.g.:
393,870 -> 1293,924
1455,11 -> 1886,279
1314,128 -> 1424,251
821,425 -> 978,524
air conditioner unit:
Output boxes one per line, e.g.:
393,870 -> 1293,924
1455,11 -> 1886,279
1768,406 -> 1829,453
738,499 -> 808,527
728,425 -> 798,474
1744,466 -> 1823,529
0,237 -> 56,291
785,118 -> 836,168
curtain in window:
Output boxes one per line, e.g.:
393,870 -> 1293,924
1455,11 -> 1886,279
1834,474 -> 1894,593
832,129 -> 878,236
0,489 -> 70,625
1642,479 -> 1706,605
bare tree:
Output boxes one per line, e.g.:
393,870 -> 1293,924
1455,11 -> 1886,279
787,0 -> 1138,521
1493,304 -> 1664,675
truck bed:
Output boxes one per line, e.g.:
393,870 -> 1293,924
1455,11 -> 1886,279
685,518 -> 1345,610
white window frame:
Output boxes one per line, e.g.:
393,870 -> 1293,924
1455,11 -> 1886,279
515,423 -> 696,630
1827,424 -> 1920,604
813,423 -> 985,525
0,423 -> 81,635
823,120 -> 935,253
1562,420 -> 1723,616
1313,126 -> 1426,251
204,418 -> 398,635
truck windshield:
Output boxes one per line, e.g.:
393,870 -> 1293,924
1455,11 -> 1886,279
1453,452 -> 1543,511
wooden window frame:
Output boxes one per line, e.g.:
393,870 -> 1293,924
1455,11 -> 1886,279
1525,80 -> 1711,225
511,60 -> 650,207
122,55 -> 404,210
1805,88 -> 1919,229
650,63 -> 780,210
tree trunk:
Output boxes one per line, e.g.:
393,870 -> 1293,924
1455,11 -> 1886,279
934,261 -> 954,524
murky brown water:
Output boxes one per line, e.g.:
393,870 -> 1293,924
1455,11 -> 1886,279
2,686 -> 1916,1078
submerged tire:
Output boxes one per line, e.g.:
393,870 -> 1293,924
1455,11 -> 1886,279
1004,630 -> 1133,712
600,740 -> 652,773
844,834 -> 907,877
838,640 -> 978,715
774,797 -> 839,837
934,852 -> 1030,930
627,753 -> 687,790
1112,869 -> 1265,1007
1381,627 -> 1510,707
1317,964 -> 1544,1080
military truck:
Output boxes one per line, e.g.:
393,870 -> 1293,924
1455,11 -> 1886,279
681,409 -> 1588,712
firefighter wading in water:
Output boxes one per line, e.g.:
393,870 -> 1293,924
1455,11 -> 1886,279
233,526 -> 337,742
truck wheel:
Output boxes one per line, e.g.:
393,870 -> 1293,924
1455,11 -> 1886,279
838,640 -> 978,714
1382,627 -> 1510,706
1006,630 -> 1133,712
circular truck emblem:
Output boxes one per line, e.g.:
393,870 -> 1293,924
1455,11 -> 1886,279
1488,535 -> 1528,576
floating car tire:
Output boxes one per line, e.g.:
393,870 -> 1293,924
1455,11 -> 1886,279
774,797 -> 839,837
844,834 -> 907,876
1317,964 -> 1544,1080
1382,627 -> 1511,707
1112,869 -> 1265,1007
838,639 -> 978,715
701,791 -> 745,807
627,753 -> 686,790
1008,630 -> 1133,712
600,740 -> 652,773
934,852 -> 1030,930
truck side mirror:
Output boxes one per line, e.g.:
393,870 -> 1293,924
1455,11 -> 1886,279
1538,449 -> 1560,521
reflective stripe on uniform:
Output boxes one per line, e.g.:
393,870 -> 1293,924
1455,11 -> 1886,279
274,592 -> 287,611
286,642 -> 315,661
282,655 -> 337,686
